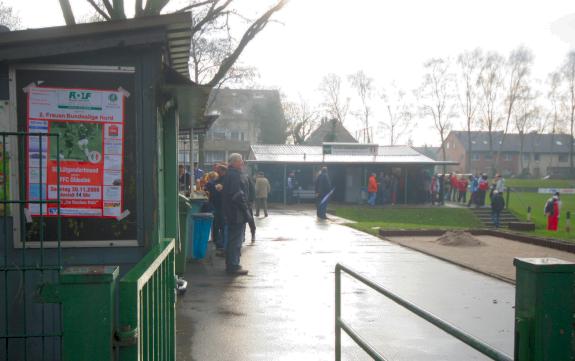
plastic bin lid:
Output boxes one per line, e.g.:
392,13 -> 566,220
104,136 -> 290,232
191,212 -> 214,218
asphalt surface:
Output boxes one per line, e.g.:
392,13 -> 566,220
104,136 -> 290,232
176,209 -> 515,361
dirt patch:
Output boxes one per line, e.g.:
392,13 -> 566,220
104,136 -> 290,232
271,237 -> 292,242
436,231 -> 484,247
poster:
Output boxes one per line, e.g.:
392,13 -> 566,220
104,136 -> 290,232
27,87 -> 125,218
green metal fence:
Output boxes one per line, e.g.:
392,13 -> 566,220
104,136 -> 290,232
118,238 -> 176,361
1,132 -> 62,361
335,263 -> 513,361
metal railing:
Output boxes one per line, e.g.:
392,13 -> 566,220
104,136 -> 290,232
118,238 -> 176,361
335,263 -> 513,361
1,132 -> 62,361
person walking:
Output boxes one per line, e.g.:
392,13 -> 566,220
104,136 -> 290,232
254,171 -> 271,218
490,190 -> 505,228
367,173 -> 378,206
315,167 -> 333,219
222,153 -> 252,276
246,172 -> 256,243
287,172 -> 297,204
545,192 -> 561,231
430,175 -> 438,205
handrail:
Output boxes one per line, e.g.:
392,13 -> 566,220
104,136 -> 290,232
118,238 -> 176,361
335,263 -> 513,361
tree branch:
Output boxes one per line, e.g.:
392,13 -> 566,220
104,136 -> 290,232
176,0 -> 217,13
85,0 -> 112,20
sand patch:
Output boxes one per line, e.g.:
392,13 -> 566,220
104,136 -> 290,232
436,231 -> 484,247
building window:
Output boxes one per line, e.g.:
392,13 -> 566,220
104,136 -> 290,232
231,131 -> 244,141
503,153 -> 513,161
212,129 -> 227,140
534,154 -> 540,161
205,151 -> 226,164
471,153 -> 480,161
484,153 -> 493,160
446,142 -> 450,149
558,154 -> 568,162
523,153 -> 529,162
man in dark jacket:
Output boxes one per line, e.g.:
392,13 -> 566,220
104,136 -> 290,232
491,190 -> 505,228
315,167 -> 332,219
222,153 -> 251,275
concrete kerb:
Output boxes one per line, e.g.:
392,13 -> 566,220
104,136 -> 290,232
378,228 -> 575,254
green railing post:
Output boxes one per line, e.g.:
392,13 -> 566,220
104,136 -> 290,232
37,266 -> 119,361
335,264 -> 341,361
514,258 -> 575,361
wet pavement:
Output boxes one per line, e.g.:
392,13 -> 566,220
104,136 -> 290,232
176,209 -> 515,361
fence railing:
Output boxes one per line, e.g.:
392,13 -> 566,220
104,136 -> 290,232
118,238 -> 176,361
335,263 -> 513,361
1,131 -> 62,361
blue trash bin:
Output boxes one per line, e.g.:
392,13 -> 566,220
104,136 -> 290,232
189,212 -> 213,260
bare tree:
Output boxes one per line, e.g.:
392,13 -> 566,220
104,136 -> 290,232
514,83 -> 540,173
283,95 -> 319,145
348,70 -> 374,143
417,58 -> 455,172
456,48 -> 483,172
545,72 -> 566,170
319,73 -> 350,125
478,51 -> 505,173
380,83 -> 413,146
560,51 -> 575,175
0,0 -> 20,29
497,46 -> 534,171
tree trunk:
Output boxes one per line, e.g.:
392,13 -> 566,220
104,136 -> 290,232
466,119 -> 472,173
571,114 -> 574,176
441,130 -> 447,174
59,0 -> 76,25
519,133 -> 524,173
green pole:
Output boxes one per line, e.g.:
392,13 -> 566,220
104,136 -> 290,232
514,258 -> 575,361
37,266 -> 119,361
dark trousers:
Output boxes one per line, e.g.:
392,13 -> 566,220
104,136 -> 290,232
458,191 -> 467,203
213,210 -> 227,249
491,210 -> 501,228
226,223 -> 246,272
317,195 -> 329,219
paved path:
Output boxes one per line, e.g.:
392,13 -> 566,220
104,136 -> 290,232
387,235 -> 575,283
176,210 -> 514,361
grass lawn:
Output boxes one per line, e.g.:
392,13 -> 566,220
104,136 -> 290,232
505,179 -> 575,188
333,206 -> 482,236
506,192 -> 575,241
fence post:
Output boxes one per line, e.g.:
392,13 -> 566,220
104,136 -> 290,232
513,258 -> 575,361
37,265 -> 119,361
505,187 -> 510,209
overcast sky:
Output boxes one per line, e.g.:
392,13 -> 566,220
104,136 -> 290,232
6,0 -> 575,146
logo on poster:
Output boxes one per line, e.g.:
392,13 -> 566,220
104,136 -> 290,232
108,93 -> 118,102
68,91 -> 92,101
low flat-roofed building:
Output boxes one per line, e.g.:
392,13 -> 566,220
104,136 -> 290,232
247,142 -> 455,204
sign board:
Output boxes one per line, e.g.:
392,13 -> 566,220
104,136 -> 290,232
26,87 -> 125,218
538,188 -> 575,195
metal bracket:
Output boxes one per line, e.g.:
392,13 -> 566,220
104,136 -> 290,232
114,325 -> 138,347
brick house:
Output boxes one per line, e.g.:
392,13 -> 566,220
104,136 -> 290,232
440,131 -> 574,177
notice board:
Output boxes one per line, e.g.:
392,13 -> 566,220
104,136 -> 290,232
15,65 -> 138,245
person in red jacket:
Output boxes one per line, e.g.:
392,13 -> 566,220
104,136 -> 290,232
367,173 -> 378,206
545,192 -> 561,231
458,176 -> 469,203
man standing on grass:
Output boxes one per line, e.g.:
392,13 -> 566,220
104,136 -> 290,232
491,190 -> 505,228
367,173 -> 378,206
222,153 -> 251,276
315,167 -> 333,219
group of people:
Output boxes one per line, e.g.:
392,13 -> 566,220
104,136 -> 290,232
365,172 -> 401,206
425,173 -> 506,208
179,154 -> 272,276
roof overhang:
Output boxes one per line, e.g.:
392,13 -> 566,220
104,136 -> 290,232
0,12 -> 193,79
163,84 -> 218,131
